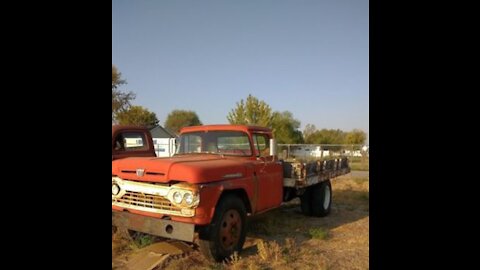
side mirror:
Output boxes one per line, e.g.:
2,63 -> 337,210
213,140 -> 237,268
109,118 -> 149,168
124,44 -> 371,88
269,138 -> 277,156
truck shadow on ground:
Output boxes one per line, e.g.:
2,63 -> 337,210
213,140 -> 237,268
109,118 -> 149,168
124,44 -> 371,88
240,188 -> 369,257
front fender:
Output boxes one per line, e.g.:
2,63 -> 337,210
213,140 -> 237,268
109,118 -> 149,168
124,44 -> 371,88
191,176 -> 255,225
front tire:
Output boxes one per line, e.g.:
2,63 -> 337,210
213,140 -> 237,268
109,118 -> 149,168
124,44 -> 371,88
198,195 -> 247,262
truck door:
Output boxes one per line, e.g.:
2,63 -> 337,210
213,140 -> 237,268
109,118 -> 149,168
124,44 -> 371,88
252,133 -> 283,211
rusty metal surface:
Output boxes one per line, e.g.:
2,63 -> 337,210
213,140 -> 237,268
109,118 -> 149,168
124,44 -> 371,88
112,211 -> 195,242
282,158 -> 351,188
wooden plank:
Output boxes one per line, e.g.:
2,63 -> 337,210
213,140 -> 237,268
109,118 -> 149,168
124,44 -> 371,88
123,242 -> 193,270
124,251 -> 169,270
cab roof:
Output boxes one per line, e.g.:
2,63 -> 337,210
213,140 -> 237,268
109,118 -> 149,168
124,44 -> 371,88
112,125 -> 150,135
180,124 -> 271,134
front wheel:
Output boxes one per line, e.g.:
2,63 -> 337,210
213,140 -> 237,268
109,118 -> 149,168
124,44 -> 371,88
198,195 -> 247,262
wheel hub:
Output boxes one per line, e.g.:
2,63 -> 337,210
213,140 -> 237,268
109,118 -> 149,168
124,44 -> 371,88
220,209 -> 242,250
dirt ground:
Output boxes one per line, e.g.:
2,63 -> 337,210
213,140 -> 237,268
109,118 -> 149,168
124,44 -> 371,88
112,174 -> 369,270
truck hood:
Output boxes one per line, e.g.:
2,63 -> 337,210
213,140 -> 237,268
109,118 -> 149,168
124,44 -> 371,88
112,154 -> 248,184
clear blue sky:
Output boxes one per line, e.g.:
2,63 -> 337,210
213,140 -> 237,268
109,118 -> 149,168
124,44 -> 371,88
112,0 -> 369,142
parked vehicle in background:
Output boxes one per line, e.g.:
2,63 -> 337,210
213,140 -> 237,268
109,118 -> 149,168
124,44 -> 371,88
112,125 -> 156,160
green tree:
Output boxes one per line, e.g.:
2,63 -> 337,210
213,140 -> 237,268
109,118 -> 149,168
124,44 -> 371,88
345,129 -> 367,145
164,110 -> 202,134
116,106 -> 159,127
316,129 -> 345,144
304,127 -> 346,145
303,125 -> 366,148
303,124 -> 317,144
271,111 -> 304,144
227,94 -> 273,127
112,65 -> 135,123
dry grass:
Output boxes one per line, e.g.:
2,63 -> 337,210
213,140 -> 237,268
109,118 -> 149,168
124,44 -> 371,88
113,175 -> 369,270
349,159 -> 369,171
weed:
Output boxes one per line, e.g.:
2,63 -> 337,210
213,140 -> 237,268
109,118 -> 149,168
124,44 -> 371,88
282,238 -> 298,263
129,232 -> 156,248
225,252 -> 242,270
309,228 -> 329,240
257,240 -> 283,263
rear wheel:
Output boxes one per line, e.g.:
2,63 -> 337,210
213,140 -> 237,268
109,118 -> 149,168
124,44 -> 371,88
311,180 -> 332,217
198,195 -> 247,262
300,187 -> 312,216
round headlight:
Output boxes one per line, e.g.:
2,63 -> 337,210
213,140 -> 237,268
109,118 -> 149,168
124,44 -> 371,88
173,192 -> 183,204
184,193 -> 193,205
112,184 -> 120,195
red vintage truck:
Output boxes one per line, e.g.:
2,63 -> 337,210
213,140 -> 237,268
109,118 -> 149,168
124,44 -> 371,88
112,125 -> 156,160
112,125 -> 350,261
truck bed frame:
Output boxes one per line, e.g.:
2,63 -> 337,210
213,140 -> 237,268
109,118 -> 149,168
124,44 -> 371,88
282,157 -> 350,188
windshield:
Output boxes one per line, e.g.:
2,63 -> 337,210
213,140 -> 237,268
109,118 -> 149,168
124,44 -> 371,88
176,130 -> 252,156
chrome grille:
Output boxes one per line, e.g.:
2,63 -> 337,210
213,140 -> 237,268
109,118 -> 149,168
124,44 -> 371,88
113,191 -> 181,213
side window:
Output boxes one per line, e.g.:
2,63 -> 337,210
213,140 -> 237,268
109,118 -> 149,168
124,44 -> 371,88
116,132 -> 148,151
253,134 -> 270,157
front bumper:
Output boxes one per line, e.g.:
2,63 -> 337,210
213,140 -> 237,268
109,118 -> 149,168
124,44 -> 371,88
112,211 -> 195,242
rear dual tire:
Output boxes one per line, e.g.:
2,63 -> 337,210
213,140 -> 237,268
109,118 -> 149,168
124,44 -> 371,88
300,179 -> 332,217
